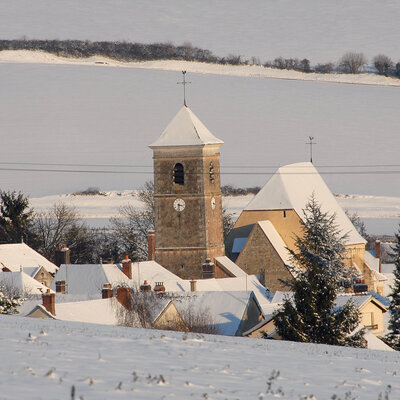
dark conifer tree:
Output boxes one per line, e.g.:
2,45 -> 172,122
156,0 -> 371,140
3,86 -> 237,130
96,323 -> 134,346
386,225 -> 400,350
0,190 -> 36,244
273,195 -> 364,347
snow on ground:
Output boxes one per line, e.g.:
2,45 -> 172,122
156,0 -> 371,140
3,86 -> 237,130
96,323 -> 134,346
1,315 -> 399,400
29,191 -> 400,235
2,51 -> 400,88
1,1 -> 400,63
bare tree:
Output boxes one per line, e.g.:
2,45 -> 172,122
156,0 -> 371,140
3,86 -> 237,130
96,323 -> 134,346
339,52 -> 367,74
33,202 -> 80,260
373,54 -> 393,76
110,181 -> 154,261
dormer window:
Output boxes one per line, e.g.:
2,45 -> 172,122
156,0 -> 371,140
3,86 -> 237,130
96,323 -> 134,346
173,163 -> 184,185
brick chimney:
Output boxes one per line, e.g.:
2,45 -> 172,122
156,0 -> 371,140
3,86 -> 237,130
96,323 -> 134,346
154,282 -> 165,293
121,255 -> 132,279
375,240 -> 382,273
55,244 -> 71,267
147,230 -> 155,261
140,280 -> 152,292
116,287 -> 132,310
190,278 -> 197,292
202,258 -> 215,279
42,289 -> 55,315
55,280 -> 66,294
102,283 -> 113,299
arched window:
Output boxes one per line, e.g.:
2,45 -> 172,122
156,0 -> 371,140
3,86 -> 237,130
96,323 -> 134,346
173,163 -> 184,185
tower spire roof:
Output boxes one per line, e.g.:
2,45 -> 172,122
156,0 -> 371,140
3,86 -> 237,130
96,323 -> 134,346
149,106 -> 224,148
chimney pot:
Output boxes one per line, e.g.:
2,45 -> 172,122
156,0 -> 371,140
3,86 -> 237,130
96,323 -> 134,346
140,280 -> 152,292
154,282 -> 165,292
102,283 -> 113,299
42,291 -> 55,315
190,279 -> 197,292
121,256 -> 132,279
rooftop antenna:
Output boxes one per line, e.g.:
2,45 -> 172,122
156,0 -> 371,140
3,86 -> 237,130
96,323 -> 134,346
177,71 -> 191,107
306,136 -> 316,163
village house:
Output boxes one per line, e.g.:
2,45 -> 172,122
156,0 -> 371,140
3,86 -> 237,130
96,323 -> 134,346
225,162 -> 385,294
0,243 -> 58,287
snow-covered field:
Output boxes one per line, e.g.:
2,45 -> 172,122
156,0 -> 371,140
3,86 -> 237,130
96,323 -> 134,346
29,191 -> 400,235
1,1 -> 400,63
1,315 -> 399,400
2,51 -> 400,88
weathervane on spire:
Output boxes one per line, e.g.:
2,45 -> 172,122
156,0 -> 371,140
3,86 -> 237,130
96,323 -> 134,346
177,71 -> 191,106
306,136 -> 316,163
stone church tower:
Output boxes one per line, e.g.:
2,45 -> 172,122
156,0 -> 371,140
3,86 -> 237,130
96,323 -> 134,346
149,105 -> 225,278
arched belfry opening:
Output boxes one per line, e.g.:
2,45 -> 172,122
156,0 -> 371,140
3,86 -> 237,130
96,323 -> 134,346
173,163 -> 184,185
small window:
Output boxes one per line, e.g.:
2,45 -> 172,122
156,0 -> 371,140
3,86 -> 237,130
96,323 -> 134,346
209,161 -> 215,183
173,163 -> 184,185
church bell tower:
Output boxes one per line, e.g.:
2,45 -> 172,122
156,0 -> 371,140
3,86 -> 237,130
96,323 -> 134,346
149,105 -> 225,278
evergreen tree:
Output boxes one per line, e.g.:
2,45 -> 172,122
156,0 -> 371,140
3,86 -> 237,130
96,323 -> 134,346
0,190 -> 35,244
0,284 -> 23,314
386,225 -> 400,350
273,195 -> 364,347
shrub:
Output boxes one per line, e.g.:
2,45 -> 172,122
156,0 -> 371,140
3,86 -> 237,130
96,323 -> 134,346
339,52 -> 367,74
373,54 -> 393,76
315,62 -> 334,74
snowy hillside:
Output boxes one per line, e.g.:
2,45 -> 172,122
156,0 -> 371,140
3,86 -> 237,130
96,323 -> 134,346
2,51 -> 400,88
1,315 -> 399,399
1,1 -> 400,63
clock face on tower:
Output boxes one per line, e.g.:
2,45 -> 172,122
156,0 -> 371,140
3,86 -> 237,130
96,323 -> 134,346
173,198 -> 186,212
211,197 -> 216,210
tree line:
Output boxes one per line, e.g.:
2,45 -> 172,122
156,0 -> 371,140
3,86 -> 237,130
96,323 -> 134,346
0,183 -> 233,265
2,39 -> 400,77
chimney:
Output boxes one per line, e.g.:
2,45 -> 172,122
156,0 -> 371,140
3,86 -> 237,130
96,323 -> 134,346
202,258 -> 215,279
147,230 -> 155,261
102,283 -> 113,299
121,255 -> 132,279
55,244 -> 71,267
116,287 -> 132,310
42,289 -> 55,315
353,279 -> 368,294
55,280 -> 66,294
375,240 -> 382,273
140,280 -> 152,292
190,278 -> 197,292
154,282 -> 165,293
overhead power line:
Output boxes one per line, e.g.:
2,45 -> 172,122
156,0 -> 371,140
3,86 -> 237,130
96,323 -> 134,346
1,167 -> 400,176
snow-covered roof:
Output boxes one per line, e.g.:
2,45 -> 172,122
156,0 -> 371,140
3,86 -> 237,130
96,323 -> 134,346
244,162 -> 366,246
363,251 -> 387,281
257,220 -> 292,265
0,243 -> 58,274
363,329 -> 394,351
0,271 -> 52,295
50,264 -> 130,295
173,291 -> 259,336
215,256 -> 247,277
272,291 -> 387,312
149,106 -> 224,148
